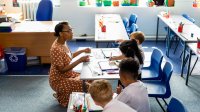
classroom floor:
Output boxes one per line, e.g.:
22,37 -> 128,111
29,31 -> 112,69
0,40 -> 200,112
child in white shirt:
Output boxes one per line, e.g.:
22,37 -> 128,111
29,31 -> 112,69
89,80 -> 137,112
116,58 -> 150,112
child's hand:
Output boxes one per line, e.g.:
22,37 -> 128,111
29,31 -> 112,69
116,85 -> 123,94
83,48 -> 91,53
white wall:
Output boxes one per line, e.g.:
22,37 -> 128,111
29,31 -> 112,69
53,0 -> 200,38
2,0 -> 200,38
0,0 -> 21,13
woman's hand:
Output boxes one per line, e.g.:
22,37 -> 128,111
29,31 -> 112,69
79,55 -> 90,63
83,48 -> 91,53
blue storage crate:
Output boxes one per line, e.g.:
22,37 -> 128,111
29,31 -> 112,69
4,47 -> 27,71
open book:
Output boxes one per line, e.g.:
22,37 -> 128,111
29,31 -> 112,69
98,61 -> 119,71
101,49 -> 121,58
68,92 -> 103,112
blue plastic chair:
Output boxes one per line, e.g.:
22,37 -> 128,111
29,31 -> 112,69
126,13 -> 137,33
141,48 -> 163,80
129,13 -> 137,26
122,17 -> 129,28
167,97 -> 188,112
111,23 -> 138,48
127,23 -> 138,35
36,0 -> 53,21
143,61 -> 173,112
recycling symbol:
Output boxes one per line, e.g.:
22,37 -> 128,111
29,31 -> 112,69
9,54 -> 18,62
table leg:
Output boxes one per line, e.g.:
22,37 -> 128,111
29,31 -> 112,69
181,42 -> 186,77
96,42 -> 98,48
166,26 -> 170,57
186,49 -> 192,85
156,17 -> 160,44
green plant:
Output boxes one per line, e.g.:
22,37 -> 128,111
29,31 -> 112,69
122,0 -> 129,4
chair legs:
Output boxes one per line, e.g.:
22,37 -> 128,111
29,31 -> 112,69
106,42 -> 110,48
155,98 -> 166,112
162,98 -> 168,105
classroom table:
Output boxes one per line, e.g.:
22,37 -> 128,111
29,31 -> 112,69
80,48 -> 166,80
185,43 -> 200,85
156,14 -> 199,77
95,14 -> 129,48
0,21 -> 59,64
80,48 -> 121,80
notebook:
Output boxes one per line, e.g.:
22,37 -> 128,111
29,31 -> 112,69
98,61 -> 119,71
101,49 -> 121,58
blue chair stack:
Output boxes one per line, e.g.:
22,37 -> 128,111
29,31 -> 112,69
111,13 -> 138,48
167,97 -> 188,112
36,0 -> 53,21
122,17 -> 129,28
142,48 -> 163,80
126,13 -> 138,34
143,61 -> 173,111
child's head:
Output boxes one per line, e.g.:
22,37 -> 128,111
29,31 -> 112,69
89,80 -> 113,107
119,58 -> 139,86
130,31 -> 145,45
119,39 -> 143,64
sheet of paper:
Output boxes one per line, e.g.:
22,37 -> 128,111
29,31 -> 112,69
98,61 -> 119,71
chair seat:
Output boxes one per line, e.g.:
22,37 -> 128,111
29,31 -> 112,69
141,67 -> 160,80
143,81 -> 167,98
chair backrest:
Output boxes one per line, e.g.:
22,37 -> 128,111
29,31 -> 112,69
167,97 -> 188,112
162,61 -> 173,82
182,14 -> 195,23
150,48 -> 163,77
130,23 -> 138,34
122,17 -> 129,28
129,13 -> 137,27
36,0 -> 53,21
162,61 -> 173,98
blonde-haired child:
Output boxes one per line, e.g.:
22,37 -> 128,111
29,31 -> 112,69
89,80 -> 136,112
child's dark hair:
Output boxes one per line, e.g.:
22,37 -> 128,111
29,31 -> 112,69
54,22 -> 69,37
119,58 -> 139,79
119,39 -> 143,64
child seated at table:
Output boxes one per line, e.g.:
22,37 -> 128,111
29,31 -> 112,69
116,58 -> 150,112
89,79 -> 136,112
111,31 -> 145,61
111,39 -> 143,80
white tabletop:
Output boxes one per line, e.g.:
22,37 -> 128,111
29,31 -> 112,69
158,15 -> 199,42
95,14 -> 129,42
187,43 -> 200,57
80,48 -> 166,80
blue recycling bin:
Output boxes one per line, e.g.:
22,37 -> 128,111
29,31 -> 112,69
4,47 -> 27,71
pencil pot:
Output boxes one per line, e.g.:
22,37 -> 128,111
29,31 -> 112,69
113,0 -> 119,6
101,25 -> 106,32
178,25 -> 183,33
197,38 -> 200,49
79,1 -> 86,6
96,0 -> 103,7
